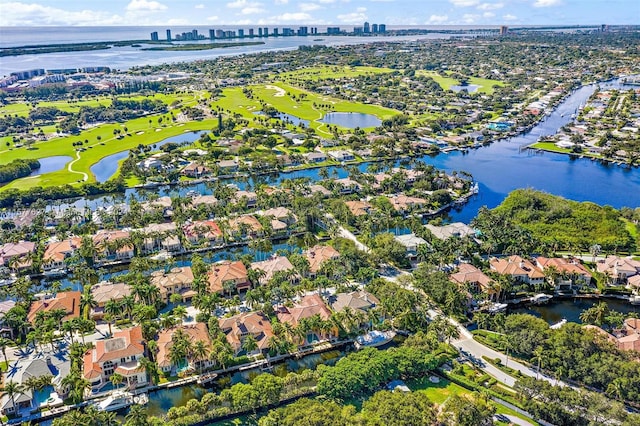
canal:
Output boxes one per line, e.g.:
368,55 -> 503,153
510,297 -> 640,325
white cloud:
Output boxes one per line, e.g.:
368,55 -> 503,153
318,0 -> 336,3
241,6 -> 265,14
268,12 -> 315,22
356,6 -> 366,12
274,0 -> 288,3
227,0 -> 250,8
299,3 -> 323,11
477,2 -> 503,10
194,4 -> 205,8
125,0 -> 167,11
533,0 -> 561,7
462,13 -> 480,23
483,11 -> 495,18
0,2 -> 122,26
426,14 -> 449,24
206,15 -> 220,21
449,0 -> 479,7
167,18 -> 188,24
503,13 -> 518,20
337,8 -> 367,23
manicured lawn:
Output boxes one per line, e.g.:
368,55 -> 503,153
409,376 -> 470,404
417,71 -> 505,94
277,65 -> 394,82
530,141 -> 572,154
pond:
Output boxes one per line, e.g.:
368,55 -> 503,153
510,298 -> 640,325
29,156 -> 72,176
450,84 -> 480,93
90,131 -> 202,183
320,112 -> 382,129
254,111 -> 309,127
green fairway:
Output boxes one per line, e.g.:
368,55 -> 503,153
277,65 -> 394,82
417,71 -> 505,94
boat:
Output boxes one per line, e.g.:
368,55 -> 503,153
486,303 -> 508,314
630,295 -> 640,306
197,372 -> 218,385
471,182 -> 479,194
43,268 -> 67,278
94,390 -> 139,412
186,190 -> 199,198
354,330 -> 396,350
531,293 -> 553,305
149,250 -> 172,261
550,319 -> 567,330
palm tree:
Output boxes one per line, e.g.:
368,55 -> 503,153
125,404 -> 149,426
3,381 -> 24,415
474,312 -> 491,331
110,372 -> 124,390
191,340 -> 209,373
0,336 -> 11,367
241,335 -> 259,355
80,288 -> 97,320
172,305 -> 188,324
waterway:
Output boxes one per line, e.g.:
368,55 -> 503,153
511,298 -> 640,325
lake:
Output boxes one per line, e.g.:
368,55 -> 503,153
320,112 -> 382,129
450,84 -> 480,93
90,131 -> 202,182
29,155 -> 72,176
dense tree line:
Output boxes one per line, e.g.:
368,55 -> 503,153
0,179 -> 125,208
0,158 -> 40,183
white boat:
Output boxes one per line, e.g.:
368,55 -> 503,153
149,250 -> 172,261
486,303 -> 508,314
43,268 -> 67,278
94,390 -> 136,412
471,182 -> 479,194
550,319 -> 567,330
630,295 -> 640,306
531,293 -> 553,305
354,330 -> 396,350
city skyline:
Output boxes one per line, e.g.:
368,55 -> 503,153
0,0 -> 637,27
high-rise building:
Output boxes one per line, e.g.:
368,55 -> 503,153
258,28 -> 263,37
209,29 -> 215,39
298,26 -> 308,36
216,29 -> 225,38
238,29 -> 245,38
192,29 -> 198,39
166,29 -> 172,41
378,24 -> 386,33
150,31 -> 159,41
354,27 -> 363,35
499,26 -> 508,35
273,28 -> 279,36
249,28 -> 254,37
263,27 -> 269,36
327,27 -> 341,35
372,24 -> 378,33
363,22 -> 370,33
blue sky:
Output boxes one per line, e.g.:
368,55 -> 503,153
0,0 -> 637,27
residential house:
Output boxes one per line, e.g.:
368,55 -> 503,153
42,237 -> 82,272
330,290 -> 380,313
190,195 -> 219,209
450,263 -> 500,302
596,256 -> 640,285
344,200 -> 373,217
228,215 -> 263,240
219,311 -> 274,355
305,245 -> 340,276
250,256 -> 297,286
141,196 -> 173,218
141,223 -> 181,254
334,178 -> 361,195
305,152 -> 327,163
308,184 -> 331,197
181,161 -> 211,178
232,190 -> 257,208
92,230 -> 134,265
276,294 -> 334,343
0,241 -> 36,271
27,291 -> 81,324
328,150 -> 355,162
156,323 -> 213,373
260,207 -> 297,225
0,300 -> 16,338
217,159 -> 239,173
426,222 -> 476,240
183,220 -> 224,247
83,326 -> 147,391
536,257 -> 592,291
207,261 -> 250,294
90,281 -> 131,320
388,194 -> 427,214
616,318 -> 640,352
490,255 -> 545,287
151,267 -> 195,303
394,233 -> 428,257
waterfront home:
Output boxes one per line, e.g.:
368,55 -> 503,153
42,237 -> 82,272
141,223 -> 181,254
490,255 -> 545,287
394,233 -> 429,257
330,290 -> 380,313
387,194 -> 427,214
150,267 -> 195,303
305,245 -> 340,277
217,159 -> 239,172
228,215 -> 264,240
535,257 -> 592,291
219,311 -> 274,356
27,291 -> 81,324
0,357 -> 67,416
0,300 -> 16,338
259,207 -> 297,225
181,161 -> 211,178
207,261 -> 250,294
450,263 -> 500,302
0,241 -> 36,270
190,194 -> 219,209
92,230 -> 134,265
305,152 -> 327,163
141,196 -> 173,218
334,178 -> 361,194
276,294 -> 335,343
308,184 -> 331,197
250,256 -> 297,286
344,200 -> 373,217
83,326 -> 147,392
183,220 -> 224,247
156,323 -> 213,373
596,256 -> 640,285
328,150 -> 355,162
426,222 -> 476,240
90,281 -> 132,320
587,318 -> 640,353
232,190 -> 258,208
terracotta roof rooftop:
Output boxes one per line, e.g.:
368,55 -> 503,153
156,323 -> 211,368
27,291 -> 81,324
277,294 -> 332,327
305,245 -> 340,273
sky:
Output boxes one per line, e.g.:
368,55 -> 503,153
0,0 -> 637,27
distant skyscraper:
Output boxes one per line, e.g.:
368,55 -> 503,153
209,29 -> 215,39
258,28 -> 263,37
166,29 -> 172,41
327,27 -> 341,35
263,27 -> 269,36
298,26 -> 308,36
238,29 -> 245,37
354,27 -> 363,35
192,29 -> 198,39
273,28 -> 279,36
150,31 -> 159,41
499,25 -> 508,35
216,29 -> 225,38
363,22 -> 370,33
372,24 -> 378,33
378,24 -> 386,33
